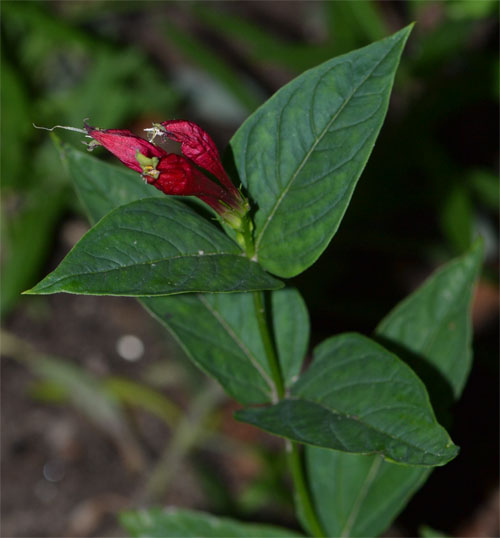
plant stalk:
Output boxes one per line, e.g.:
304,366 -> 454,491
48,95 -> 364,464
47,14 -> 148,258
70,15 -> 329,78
288,442 -> 326,537
240,212 -> 255,260
252,291 -> 284,400
252,291 -> 326,537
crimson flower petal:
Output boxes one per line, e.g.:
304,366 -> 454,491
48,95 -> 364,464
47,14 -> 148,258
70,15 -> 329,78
85,123 -> 166,173
160,120 -> 236,193
145,154 -> 236,214
85,121 -> 247,222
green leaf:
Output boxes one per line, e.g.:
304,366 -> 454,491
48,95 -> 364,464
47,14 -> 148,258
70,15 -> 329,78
272,288 -> 310,387
304,449 -> 429,537
63,142 -> 163,225
143,293 -> 275,404
236,333 -> 458,467
301,243 -> 483,537
142,287 -> 308,405
303,449 -> 430,537
229,25 -> 413,277
26,197 -> 282,297
119,507 -> 303,538
1,185 -> 66,316
376,240 -> 483,401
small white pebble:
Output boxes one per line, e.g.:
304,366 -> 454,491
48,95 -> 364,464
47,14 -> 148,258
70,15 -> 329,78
116,334 -> 144,361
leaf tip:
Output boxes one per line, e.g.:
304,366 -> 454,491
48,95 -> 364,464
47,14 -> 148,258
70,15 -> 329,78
392,22 -> 415,45
22,278 -> 55,296
21,286 -> 44,296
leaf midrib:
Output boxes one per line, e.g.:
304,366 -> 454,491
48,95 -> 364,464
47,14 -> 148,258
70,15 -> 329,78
284,397 -> 452,459
340,455 -> 383,537
198,295 -> 276,401
34,252 -> 250,293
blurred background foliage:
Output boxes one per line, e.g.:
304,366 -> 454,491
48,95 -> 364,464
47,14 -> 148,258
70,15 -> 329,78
1,1 -> 498,537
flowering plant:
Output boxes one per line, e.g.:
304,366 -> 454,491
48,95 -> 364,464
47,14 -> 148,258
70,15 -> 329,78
28,26 -> 483,537
85,121 -> 248,223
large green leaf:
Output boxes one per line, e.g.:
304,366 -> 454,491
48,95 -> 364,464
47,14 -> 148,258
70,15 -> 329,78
236,333 -> 458,466
120,507 -> 303,537
229,25 -> 412,278
301,242 -> 483,537
143,287 -> 308,405
26,197 -> 282,296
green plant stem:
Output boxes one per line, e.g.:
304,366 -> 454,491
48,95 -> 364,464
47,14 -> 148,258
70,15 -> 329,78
252,291 -> 326,537
252,291 -> 284,400
288,442 -> 326,537
241,212 -> 255,259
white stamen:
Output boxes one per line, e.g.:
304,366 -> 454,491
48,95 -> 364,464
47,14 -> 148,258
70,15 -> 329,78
33,123 -> 89,135
144,125 -> 165,143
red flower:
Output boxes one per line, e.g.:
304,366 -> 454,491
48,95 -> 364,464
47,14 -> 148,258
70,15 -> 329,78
84,123 -> 165,173
159,120 -> 238,197
84,121 -> 247,224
